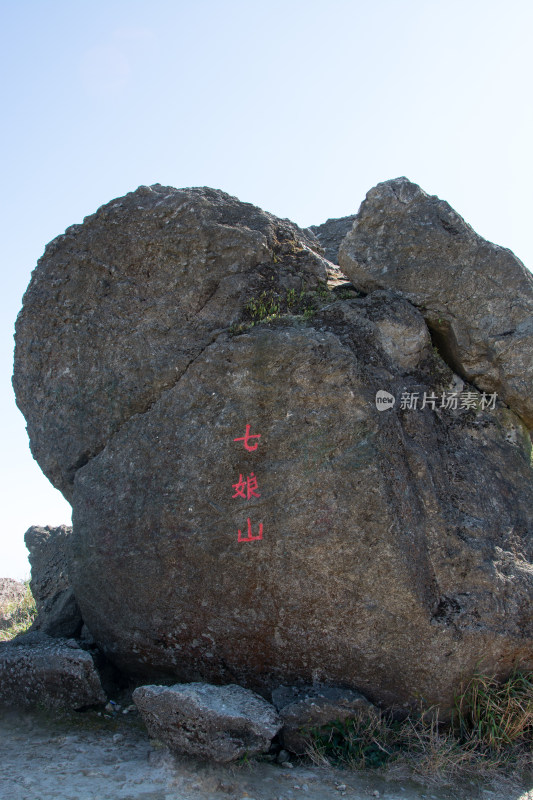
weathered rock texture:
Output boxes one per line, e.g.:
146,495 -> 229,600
339,177 -> 533,430
309,214 -> 357,264
69,308 -> 533,710
25,525 -> 82,638
12,183 -> 533,713
0,632 -> 106,709
272,685 -> 375,754
132,683 -> 281,762
13,186 -> 328,501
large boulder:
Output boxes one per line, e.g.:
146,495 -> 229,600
338,177 -> 533,430
12,184 -> 533,714
13,185 -> 329,501
132,682 -> 281,762
25,525 -> 82,638
67,310 -> 532,711
0,631 -> 106,709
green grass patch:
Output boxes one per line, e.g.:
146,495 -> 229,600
0,581 -> 37,641
454,670 -> 533,750
229,283 -> 334,335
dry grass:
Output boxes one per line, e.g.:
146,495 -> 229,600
0,582 -> 36,641
305,707 -> 396,770
455,671 -> 533,749
305,673 -> 533,786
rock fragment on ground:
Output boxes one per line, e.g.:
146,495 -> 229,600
132,682 -> 282,762
0,631 -> 106,709
272,685 -> 375,755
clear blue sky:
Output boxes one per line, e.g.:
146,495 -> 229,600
2,0 -> 532,578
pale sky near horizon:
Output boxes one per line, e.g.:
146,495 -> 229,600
1,0 -> 532,579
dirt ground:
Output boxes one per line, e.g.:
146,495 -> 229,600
0,706 -> 530,800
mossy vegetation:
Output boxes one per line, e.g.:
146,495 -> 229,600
229,280 -> 338,335
335,287 -> 357,300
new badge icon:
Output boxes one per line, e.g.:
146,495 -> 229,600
375,390 -> 396,411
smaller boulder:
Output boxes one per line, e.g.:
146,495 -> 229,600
0,631 -> 106,709
338,177 -> 533,429
272,685 -> 375,755
24,525 -> 82,638
132,682 -> 282,763
315,289 -> 432,371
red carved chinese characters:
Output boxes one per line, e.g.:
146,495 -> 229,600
238,519 -> 263,542
233,424 -> 261,452
232,472 -> 261,500
232,424 -> 263,542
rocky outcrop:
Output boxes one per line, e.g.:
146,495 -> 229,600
132,683 -> 281,762
25,525 -> 82,638
309,214 -> 356,264
338,177 -> 533,430
13,186 -> 328,501
12,183 -> 533,714
272,685 -> 375,755
0,631 -> 106,709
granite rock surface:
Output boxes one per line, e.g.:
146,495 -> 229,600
12,183 -> 533,713
339,177 -> 533,429
25,525 -> 82,638
132,682 -> 281,762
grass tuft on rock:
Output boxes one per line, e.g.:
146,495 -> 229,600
229,281 -> 335,335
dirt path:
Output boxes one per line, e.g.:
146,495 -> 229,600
0,707 -> 530,800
